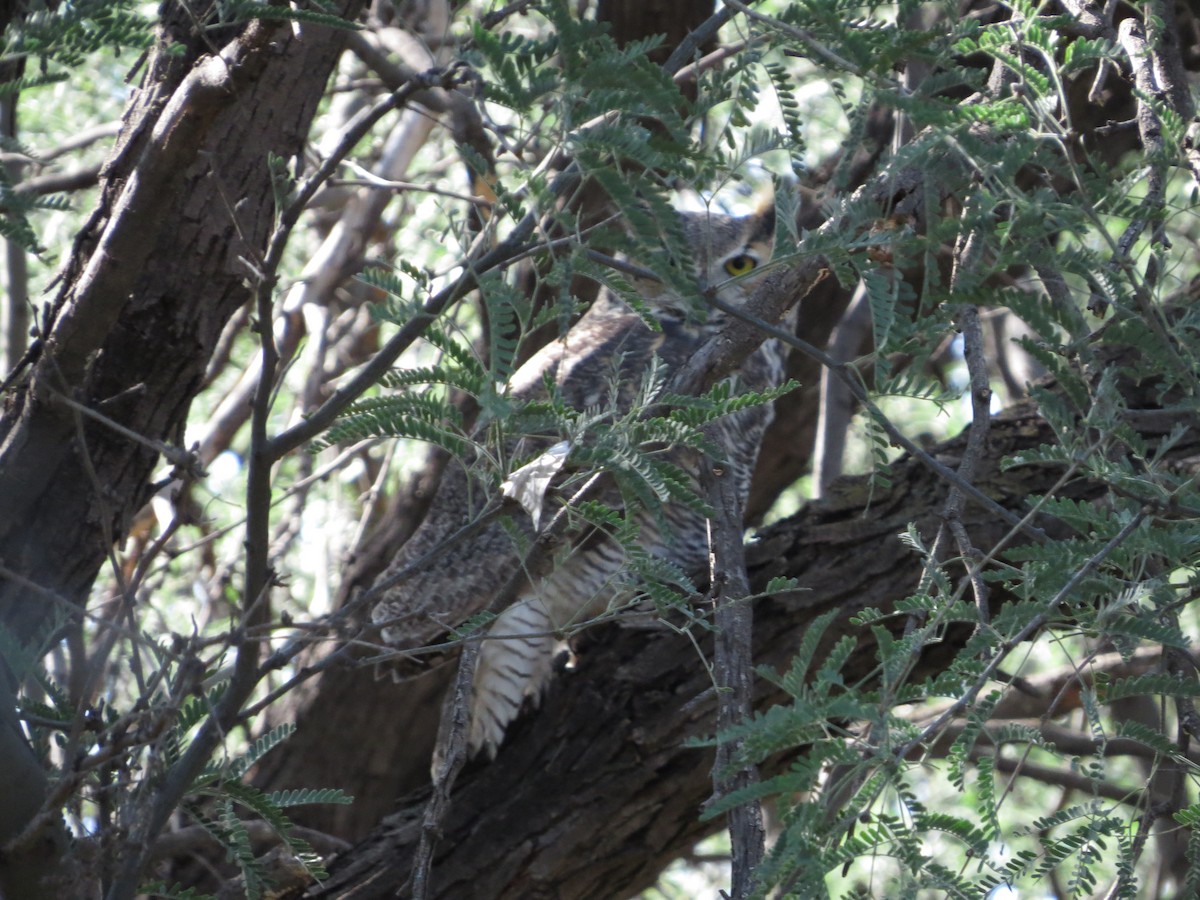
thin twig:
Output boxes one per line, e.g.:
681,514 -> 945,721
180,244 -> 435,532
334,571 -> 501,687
898,507 -> 1151,762
662,6 -> 737,75
672,38 -> 762,86
12,165 -> 101,197
722,0 -> 900,87
329,172 -> 494,206
704,287 -> 1049,543
702,439 -> 764,900
48,390 -> 204,475
946,303 -> 993,624
411,640 -> 477,900
38,120 -> 122,161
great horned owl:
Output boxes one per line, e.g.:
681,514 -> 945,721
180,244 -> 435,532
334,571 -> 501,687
371,202 -> 785,757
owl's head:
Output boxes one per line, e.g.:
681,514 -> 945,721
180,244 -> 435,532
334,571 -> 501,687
633,200 -> 776,317
683,201 -> 776,293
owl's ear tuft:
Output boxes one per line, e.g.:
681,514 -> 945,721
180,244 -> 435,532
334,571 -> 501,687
750,202 -> 776,245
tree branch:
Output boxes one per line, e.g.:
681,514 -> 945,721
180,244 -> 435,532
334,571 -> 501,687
701,446 -> 763,899
312,398 -> 1197,898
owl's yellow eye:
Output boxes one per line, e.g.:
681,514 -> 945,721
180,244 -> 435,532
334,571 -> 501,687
724,254 -> 758,277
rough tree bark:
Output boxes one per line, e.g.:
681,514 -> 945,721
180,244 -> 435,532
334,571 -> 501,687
0,4 -> 363,643
0,5 -> 363,893
308,400 -> 1176,898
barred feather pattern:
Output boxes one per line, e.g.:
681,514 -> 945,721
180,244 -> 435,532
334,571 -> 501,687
371,205 -> 788,757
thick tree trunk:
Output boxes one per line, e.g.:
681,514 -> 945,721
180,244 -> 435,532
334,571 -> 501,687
0,5 -> 362,643
0,7 -> 362,893
306,403 -> 1155,898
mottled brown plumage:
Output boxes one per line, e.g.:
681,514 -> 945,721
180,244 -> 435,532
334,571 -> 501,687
372,205 -> 786,756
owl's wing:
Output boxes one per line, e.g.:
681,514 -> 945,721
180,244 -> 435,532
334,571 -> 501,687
369,296 -> 698,659
505,294 -> 696,407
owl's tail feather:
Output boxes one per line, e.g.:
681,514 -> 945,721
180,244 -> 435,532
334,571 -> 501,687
468,598 -> 556,758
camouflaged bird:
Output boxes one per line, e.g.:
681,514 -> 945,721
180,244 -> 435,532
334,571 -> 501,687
371,202 -> 786,757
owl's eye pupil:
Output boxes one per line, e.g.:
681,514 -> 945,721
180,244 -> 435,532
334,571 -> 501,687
724,254 -> 757,276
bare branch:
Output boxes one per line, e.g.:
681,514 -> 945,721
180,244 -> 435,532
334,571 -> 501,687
701,445 -> 764,899
12,164 -> 101,197
812,281 -> 870,495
